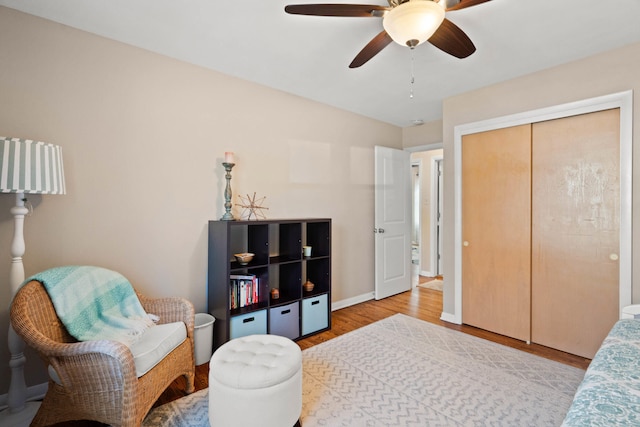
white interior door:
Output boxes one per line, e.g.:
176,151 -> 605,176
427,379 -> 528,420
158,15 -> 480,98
375,146 -> 411,300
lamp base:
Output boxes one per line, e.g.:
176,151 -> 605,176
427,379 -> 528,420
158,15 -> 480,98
0,401 -> 40,427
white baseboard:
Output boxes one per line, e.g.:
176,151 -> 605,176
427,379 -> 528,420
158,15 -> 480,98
440,311 -> 460,324
331,292 -> 375,311
333,293 -> 459,327
0,382 -> 48,411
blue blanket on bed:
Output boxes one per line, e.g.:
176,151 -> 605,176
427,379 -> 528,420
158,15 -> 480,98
27,266 -> 154,346
562,319 -> 640,426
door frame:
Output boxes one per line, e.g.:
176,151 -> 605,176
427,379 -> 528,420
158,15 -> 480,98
406,143 -> 444,280
431,155 -> 443,277
411,159 -> 422,279
448,90 -> 633,325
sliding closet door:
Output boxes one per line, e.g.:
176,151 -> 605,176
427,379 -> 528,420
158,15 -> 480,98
462,125 -> 531,342
531,109 -> 620,359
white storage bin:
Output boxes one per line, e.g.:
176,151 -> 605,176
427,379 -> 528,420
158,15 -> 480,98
302,294 -> 329,336
230,309 -> 267,339
194,313 -> 215,365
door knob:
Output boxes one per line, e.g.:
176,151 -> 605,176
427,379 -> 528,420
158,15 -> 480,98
378,228 -> 385,233
463,241 -> 469,247
610,253 -> 619,261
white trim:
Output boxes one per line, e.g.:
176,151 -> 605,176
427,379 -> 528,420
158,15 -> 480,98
450,90 -> 633,325
440,311 -> 457,324
331,292 -> 375,311
430,155 -> 443,278
411,158 -> 422,286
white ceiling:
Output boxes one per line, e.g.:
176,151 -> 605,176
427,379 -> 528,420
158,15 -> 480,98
2,0 -> 640,127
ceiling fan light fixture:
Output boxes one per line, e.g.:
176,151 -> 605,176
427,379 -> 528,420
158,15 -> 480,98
382,0 -> 445,47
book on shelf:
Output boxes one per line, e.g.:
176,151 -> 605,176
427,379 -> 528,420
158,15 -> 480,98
229,274 -> 259,309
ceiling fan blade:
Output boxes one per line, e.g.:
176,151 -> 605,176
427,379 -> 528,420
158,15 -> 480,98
284,4 -> 387,17
428,18 -> 475,59
349,30 -> 393,68
445,0 -> 491,12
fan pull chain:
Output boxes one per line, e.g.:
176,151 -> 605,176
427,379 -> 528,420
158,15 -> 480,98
409,47 -> 415,99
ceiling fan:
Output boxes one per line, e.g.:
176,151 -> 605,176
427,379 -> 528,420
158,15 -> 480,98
284,0 -> 491,68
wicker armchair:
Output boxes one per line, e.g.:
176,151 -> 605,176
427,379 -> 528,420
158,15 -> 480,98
10,279 -> 196,427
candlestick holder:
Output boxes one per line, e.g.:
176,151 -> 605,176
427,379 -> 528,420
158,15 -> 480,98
221,162 -> 236,221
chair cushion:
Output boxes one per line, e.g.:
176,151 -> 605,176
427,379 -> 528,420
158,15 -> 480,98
49,321 -> 187,382
130,321 -> 187,376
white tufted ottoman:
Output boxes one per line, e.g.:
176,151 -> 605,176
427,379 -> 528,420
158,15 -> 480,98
209,334 -> 302,427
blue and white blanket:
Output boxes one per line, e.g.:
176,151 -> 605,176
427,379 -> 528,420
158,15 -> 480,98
27,266 -> 154,346
562,319 -> 640,426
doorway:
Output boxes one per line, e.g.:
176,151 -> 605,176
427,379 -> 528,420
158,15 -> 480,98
411,161 -> 421,275
409,146 -> 443,285
432,156 -> 443,277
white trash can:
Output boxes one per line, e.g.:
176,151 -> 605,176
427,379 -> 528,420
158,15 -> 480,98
194,313 -> 215,365
621,305 -> 640,320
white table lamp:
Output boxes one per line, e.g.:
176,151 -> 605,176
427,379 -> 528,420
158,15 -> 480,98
0,137 -> 65,426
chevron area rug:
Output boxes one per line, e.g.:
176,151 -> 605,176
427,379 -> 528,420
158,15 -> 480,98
143,314 -> 585,426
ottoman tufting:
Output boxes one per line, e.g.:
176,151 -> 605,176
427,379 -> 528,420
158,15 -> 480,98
209,334 -> 302,427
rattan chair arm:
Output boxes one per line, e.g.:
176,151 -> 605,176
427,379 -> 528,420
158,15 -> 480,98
40,337 -> 132,359
47,339 -> 138,390
138,294 -> 195,338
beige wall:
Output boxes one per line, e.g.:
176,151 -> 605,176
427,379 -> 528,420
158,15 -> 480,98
403,119 -> 443,148
0,7 -> 401,394
440,42 -> 640,316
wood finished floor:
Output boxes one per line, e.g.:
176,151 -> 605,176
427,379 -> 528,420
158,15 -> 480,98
159,281 -> 591,404
54,281 -> 592,425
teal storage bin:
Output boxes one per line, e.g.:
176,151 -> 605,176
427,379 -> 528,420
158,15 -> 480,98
230,309 -> 267,339
302,294 -> 328,336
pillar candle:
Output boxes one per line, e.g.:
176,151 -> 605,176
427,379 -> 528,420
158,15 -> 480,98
224,152 -> 235,164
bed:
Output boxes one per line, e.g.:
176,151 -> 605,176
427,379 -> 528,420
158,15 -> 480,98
562,319 -> 640,426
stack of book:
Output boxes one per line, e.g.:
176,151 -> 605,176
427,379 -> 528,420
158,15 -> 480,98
230,274 -> 259,309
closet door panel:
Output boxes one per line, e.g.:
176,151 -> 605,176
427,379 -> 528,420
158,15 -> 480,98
462,124 -> 532,342
531,108 -> 620,359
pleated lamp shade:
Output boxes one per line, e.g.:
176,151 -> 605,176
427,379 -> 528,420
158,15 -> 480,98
0,137 -> 66,194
